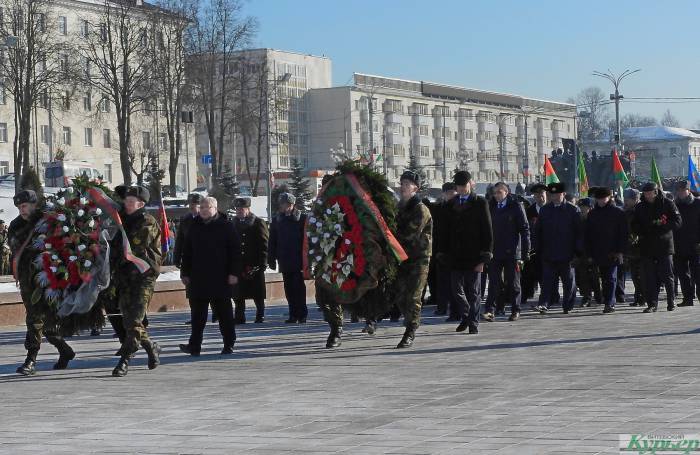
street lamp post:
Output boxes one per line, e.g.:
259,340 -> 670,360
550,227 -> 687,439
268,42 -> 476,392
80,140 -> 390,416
592,69 -> 641,150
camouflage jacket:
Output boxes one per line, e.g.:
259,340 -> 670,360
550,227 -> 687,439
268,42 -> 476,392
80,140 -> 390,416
396,195 -> 433,266
8,210 -> 43,285
114,208 -> 162,278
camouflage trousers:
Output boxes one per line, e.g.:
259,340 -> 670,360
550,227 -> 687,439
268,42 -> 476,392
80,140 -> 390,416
116,274 -> 156,355
20,286 -> 64,354
317,286 -> 343,328
393,261 -> 429,330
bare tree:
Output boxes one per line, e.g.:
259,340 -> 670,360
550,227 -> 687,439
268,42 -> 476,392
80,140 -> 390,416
660,109 -> 681,128
572,87 -> 611,141
617,113 -> 658,129
185,0 -> 256,182
149,0 -> 193,195
79,0 -> 155,185
0,0 -> 76,189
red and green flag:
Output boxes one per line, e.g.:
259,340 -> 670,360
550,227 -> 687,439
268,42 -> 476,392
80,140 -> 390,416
651,155 -> 663,189
577,151 -> 589,197
612,150 -> 629,188
544,156 -> 559,184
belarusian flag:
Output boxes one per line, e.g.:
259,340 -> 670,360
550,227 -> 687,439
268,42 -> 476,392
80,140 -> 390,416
577,151 -> 589,197
651,155 -> 663,189
612,150 -> 629,188
544,156 -> 559,184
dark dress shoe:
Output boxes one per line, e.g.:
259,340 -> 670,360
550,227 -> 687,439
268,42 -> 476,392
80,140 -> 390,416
468,325 -> 478,334
667,304 -> 675,311
254,317 -> 264,323
90,328 -> 101,336
16,356 -> 36,376
364,321 -> 376,335
179,344 -> 200,356
643,306 -> 657,313
284,318 -> 297,324
298,318 -> 307,324
396,330 -> 415,348
508,312 -> 520,321
220,345 -> 234,355
142,340 -> 162,370
678,300 -> 694,307
326,327 -> 342,348
112,357 -> 129,377
53,345 -> 76,370
456,320 -> 469,332
234,318 -> 246,325
603,305 -> 615,314
563,309 -> 570,314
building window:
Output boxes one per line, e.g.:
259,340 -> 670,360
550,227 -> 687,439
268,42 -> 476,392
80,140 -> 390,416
0,123 -> 7,143
102,129 -> 110,148
84,127 -> 93,146
62,90 -> 71,110
141,131 -> 151,150
355,122 -> 359,133
58,16 -> 67,35
159,133 -> 167,150
103,164 -> 112,182
63,127 -> 71,145
100,96 -> 110,113
412,103 -> 428,115
0,83 -> 5,105
37,13 -> 45,32
0,161 -> 8,175
420,146 -> 430,157
419,125 -> 429,136
83,92 -> 91,111
40,125 -> 50,144
80,19 -> 89,38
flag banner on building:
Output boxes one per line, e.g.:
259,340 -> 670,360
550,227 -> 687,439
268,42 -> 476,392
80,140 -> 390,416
544,156 -> 559,184
159,199 -> 172,254
577,151 -> 589,197
612,149 -> 629,188
651,155 -> 663,189
688,156 -> 700,192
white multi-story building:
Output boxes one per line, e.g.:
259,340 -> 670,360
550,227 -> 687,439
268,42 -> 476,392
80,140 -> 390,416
309,73 -> 576,188
0,0 -> 196,189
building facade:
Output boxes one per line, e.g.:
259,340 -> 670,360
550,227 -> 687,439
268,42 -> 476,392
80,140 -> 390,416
309,74 -> 576,188
0,0 -> 196,190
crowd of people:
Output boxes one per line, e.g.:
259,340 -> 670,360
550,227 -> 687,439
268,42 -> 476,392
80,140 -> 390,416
7,164 -> 698,377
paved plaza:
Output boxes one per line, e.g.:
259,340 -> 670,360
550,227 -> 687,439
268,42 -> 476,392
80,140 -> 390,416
1,294 -> 699,454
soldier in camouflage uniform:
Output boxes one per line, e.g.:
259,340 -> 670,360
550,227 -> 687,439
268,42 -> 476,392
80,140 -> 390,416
391,170 -> 432,348
0,220 -> 11,275
111,186 -> 163,377
10,190 -> 76,376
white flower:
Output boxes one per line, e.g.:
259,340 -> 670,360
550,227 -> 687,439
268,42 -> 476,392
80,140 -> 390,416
88,219 -> 95,228
311,237 -> 318,244
78,244 -> 86,251
316,222 -> 322,228
50,266 -> 57,273
65,187 -> 73,193
69,255 -> 77,262
315,255 -> 322,262
315,199 -> 323,205
95,208 -> 102,216
51,254 -> 58,260
45,202 -> 54,209
332,202 -> 341,211
57,198 -> 65,205
45,243 -> 52,249
77,209 -> 85,217
346,254 -> 354,265
84,260 -> 92,267
309,217 -> 316,224
344,239 -> 351,245
62,226 -> 70,232
57,214 -> 66,222
323,232 -> 330,238
326,209 -> 331,215
334,224 -> 341,231
80,197 -> 87,205
342,265 -> 351,276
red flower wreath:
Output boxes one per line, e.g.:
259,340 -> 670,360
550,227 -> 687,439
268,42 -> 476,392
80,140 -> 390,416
326,195 -> 366,291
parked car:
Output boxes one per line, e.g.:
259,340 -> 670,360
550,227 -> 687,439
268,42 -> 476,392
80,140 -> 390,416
162,184 -> 188,199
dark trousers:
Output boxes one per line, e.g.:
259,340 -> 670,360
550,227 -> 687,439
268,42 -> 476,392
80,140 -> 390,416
451,269 -> 481,327
641,256 -> 675,308
234,298 -> 265,321
541,261 -> 576,311
521,254 -> 541,302
597,264 -> 618,308
436,263 -> 458,317
615,266 -> 626,302
188,298 -> 236,352
673,253 -> 700,303
282,271 -> 307,320
485,258 -> 521,315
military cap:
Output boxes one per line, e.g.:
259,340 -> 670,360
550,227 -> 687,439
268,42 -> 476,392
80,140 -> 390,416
546,182 -> 566,194
593,187 -> 613,198
400,170 -> 421,187
278,192 -> 296,205
674,180 -> 689,191
441,182 -> 456,192
578,197 -> 593,208
187,193 -> 204,204
234,197 -> 251,208
453,170 -> 471,186
529,183 -> 547,194
13,189 -> 37,206
641,182 -> 658,192
124,185 -> 150,203
624,188 -> 640,199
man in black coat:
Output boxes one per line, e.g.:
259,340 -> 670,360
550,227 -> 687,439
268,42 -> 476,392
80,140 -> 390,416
180,197 -> 239,356
428,182 -> 458,319
672,181 -> 700,307
269,192 -> 308,323
173,193 -> 203,268
584,187 -> 628,314
534,182 -> 582,314
438,171 -> 493,334
632,181 -> 682,312
232,197 -> 269,323
483,182 -> 530,322
522,183 -> 547,306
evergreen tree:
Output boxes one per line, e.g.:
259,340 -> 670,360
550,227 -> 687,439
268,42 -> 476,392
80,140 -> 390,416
405,154 -> 429,195
287,159 -> 313,211
20,167 -> 45,205
210,166 -> 240,211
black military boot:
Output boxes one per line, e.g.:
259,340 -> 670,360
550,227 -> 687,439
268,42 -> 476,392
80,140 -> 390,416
112,355 -> 130,377
325,326 -> 342,348
362,320 -> 376,335
16,351 -> 38,376
141,340 -> 161,370
52,339 -> 75,370
396,327 -> 415,349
